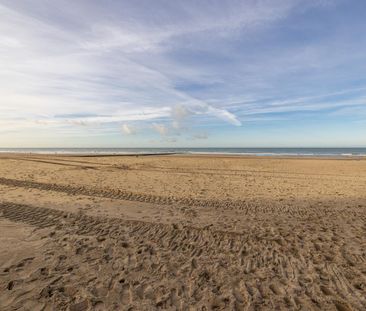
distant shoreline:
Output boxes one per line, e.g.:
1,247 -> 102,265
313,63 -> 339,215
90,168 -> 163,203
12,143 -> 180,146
0,152 -> 365,160
1,147 -> 366,158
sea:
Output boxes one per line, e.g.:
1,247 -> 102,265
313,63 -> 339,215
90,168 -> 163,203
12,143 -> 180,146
0,148 -> 365,157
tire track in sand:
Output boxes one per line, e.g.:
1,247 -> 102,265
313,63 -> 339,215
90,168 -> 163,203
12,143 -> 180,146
0,177 -> 364,217
0,177 -> 257,211
1,202 -> 366,310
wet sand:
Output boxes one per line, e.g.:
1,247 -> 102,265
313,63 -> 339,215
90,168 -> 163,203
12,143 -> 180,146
0,154 -> 366,310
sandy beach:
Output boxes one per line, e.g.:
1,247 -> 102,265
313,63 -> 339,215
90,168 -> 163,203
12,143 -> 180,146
0,154 -> 366,310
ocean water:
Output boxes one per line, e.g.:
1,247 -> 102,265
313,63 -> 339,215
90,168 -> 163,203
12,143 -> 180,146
0,148 -> 366,157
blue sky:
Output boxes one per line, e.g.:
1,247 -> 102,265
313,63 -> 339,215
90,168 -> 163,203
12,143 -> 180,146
0,0 -> 365,147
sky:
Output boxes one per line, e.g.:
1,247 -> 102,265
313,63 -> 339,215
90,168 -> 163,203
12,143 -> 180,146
0,0 -> 366,148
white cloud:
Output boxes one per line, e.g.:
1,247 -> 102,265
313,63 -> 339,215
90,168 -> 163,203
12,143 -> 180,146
122,124 -> 136,135
207,106 -> 242,126
152,123 -> 168,136
172,104 -> 190,121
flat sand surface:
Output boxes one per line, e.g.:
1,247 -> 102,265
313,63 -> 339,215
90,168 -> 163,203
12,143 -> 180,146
0,154 -> 366,310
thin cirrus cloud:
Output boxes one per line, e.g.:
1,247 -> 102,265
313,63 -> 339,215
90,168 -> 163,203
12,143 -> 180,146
0,0 -> 366,147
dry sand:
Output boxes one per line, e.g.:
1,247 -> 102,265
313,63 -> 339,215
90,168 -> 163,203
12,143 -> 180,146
0,154 -> 366,310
